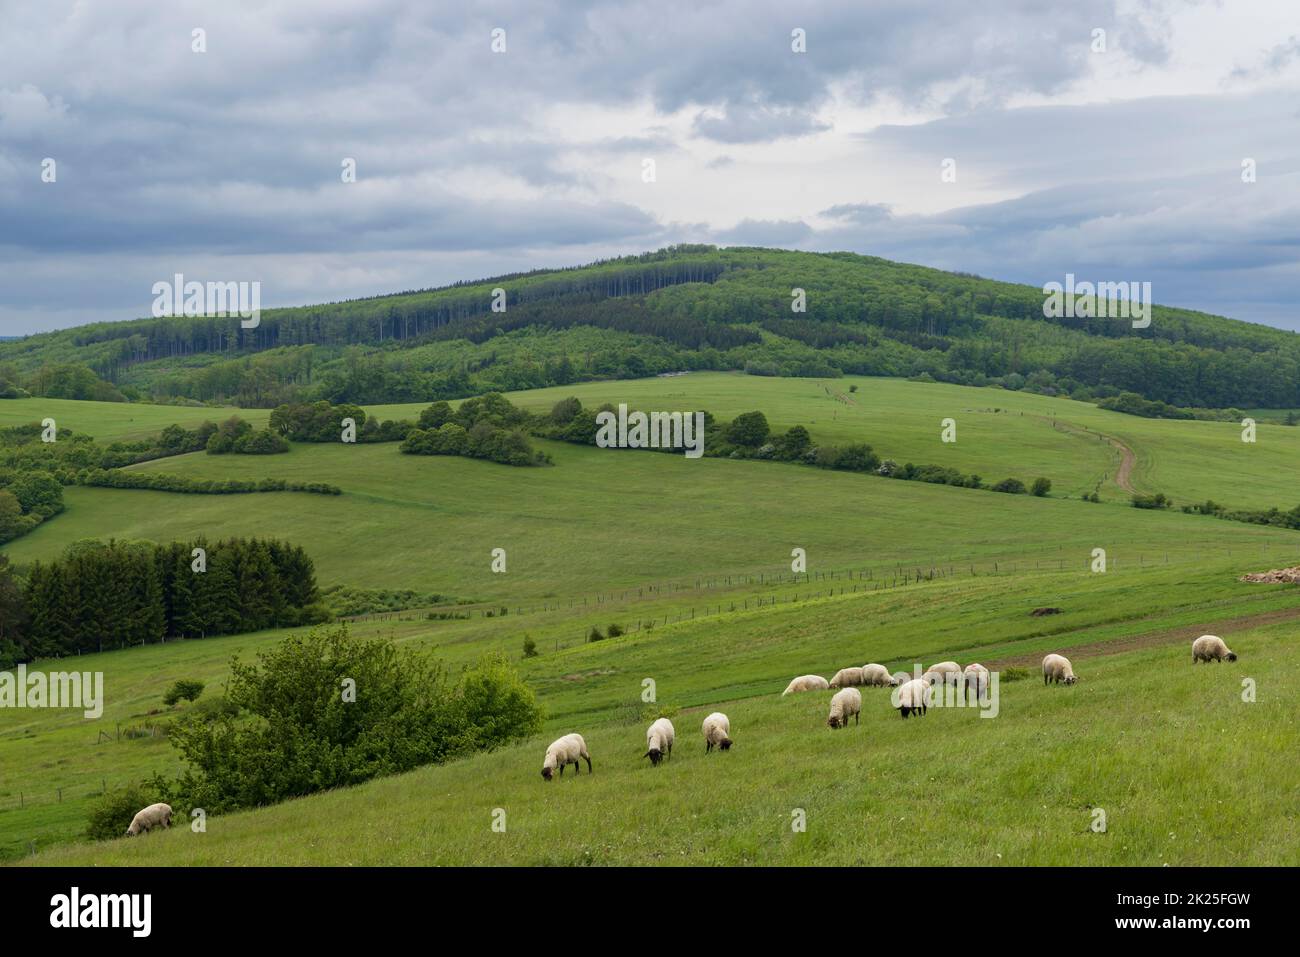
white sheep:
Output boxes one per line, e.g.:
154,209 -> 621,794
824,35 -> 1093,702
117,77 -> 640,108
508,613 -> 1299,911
895,678 -> 930,719
963,663 -> 990,699
782,674 -> 830,696
702,712 -> 732,753
125,802 -> 172,837
1042,653 -> 1078,685
928,661 -> 962,679
1192,634 -> 1238,663
541,733 -> 592,781
859,663 -> 894,687
827,688 -> 862,729
644,718 -> 675,765
828,666 -> 866,688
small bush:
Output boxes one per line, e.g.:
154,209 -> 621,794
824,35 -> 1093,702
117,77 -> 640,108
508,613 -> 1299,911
992,478 -> 1027,494
1031,477 -> 1052,497
588,626 -> 605,642
1000,667 -> 1031,683
522,635 -> 538,658
1132,492 -> 1173,510
86,782 -> 159,841
162,679 -> 205,707
606,623 -> 625,638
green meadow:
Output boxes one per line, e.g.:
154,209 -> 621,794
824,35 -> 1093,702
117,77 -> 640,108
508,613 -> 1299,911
2,373 -> 1298,864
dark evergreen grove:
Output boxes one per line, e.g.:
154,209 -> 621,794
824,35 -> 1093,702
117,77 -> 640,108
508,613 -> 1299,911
3,245 -> 1299,411
17,537 -> 322,660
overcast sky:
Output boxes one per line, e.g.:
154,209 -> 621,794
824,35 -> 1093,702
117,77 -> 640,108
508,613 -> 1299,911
2,0 -> 1299,334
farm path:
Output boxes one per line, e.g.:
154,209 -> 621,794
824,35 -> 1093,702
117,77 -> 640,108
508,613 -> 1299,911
986,602 -> 1300,670
1035,414 -> 1139,494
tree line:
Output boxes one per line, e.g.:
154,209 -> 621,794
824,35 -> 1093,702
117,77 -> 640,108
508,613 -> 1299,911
10,537 -> 322,662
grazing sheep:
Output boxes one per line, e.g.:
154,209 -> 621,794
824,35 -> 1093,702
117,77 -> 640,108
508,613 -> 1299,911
890,671 -> 911,687
895,678 -> 931,719
928,661 -> 962,678
541,733 -> 592,781
920,671 -> 943,687
782,674 -> 830,696
644,718 -> 675,765
1192,635 -> 1238,663
963,663 -> 990,699
827,688 -> 862,729
702,712 -> 733,753
828,667 -> 866,689
860,663 -> 894,687
1042,653 -> 1078,685
126,803 -> 172,837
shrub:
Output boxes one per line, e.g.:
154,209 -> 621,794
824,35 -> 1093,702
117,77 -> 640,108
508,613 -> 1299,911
232,429 -> 290,455
588,626 -> 605,642
522,635 -> 538,658
549,397 -> 582,424
1132,492 -> 1173,509
725,411 -> 770,447
417,401 -> 454,430
163,626 -> 540,812
86,782 -> 160,841
992,478 -> 1027,494
774,425 -> 811,459
1001,667 -> 1031,683
1030,477 -> 1052,497
831,443 -> 880,473
162,679 -> 205,707
451,652 -> 545,752
606,623 -> 624,638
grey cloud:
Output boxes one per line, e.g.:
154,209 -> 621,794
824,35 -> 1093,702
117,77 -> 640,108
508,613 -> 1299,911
692,101 -> 829,143
716,218 -> 814,246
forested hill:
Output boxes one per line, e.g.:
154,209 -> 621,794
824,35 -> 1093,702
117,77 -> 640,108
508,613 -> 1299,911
2,246 -> 1297,410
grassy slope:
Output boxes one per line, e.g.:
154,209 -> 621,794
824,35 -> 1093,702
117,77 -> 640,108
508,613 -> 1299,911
3,502 -> 1297,860
2,373 -> 1299,863
383,373 -> 1300,509
6,373 -> 1299,509
0,397 -> 267,444
23,613 -> 1300,866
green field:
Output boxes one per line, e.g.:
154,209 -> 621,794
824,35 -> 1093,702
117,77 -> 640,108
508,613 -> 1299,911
11,580 -> 1300,866
2,373 -> 1299,865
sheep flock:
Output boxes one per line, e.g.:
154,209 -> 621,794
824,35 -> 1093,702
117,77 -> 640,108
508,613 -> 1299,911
534,634 -> 1241,783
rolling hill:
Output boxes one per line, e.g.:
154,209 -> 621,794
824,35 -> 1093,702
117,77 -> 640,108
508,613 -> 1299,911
2,372 -> 1299,863
3,247 -> 1299,414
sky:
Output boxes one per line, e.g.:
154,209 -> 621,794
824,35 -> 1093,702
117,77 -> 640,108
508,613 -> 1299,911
1,0 -> 1299,335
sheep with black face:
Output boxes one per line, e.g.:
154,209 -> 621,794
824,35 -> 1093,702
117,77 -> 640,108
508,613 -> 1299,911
644,718 -> 675,766
541,733 -> 592,781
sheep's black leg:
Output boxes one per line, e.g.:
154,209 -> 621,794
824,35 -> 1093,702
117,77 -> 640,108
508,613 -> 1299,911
585,756 -> 592,773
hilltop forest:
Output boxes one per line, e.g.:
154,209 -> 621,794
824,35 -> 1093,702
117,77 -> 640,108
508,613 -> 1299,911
2,246 -> 1297,412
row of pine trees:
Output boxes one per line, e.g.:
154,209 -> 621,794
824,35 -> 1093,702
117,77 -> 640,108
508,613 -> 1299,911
21,537 -> 319,658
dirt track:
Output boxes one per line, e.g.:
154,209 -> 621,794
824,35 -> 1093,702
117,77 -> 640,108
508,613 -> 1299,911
985,603 -> 1300,670
1040,415 -> 1138,494
1104,433 -> 1137,493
